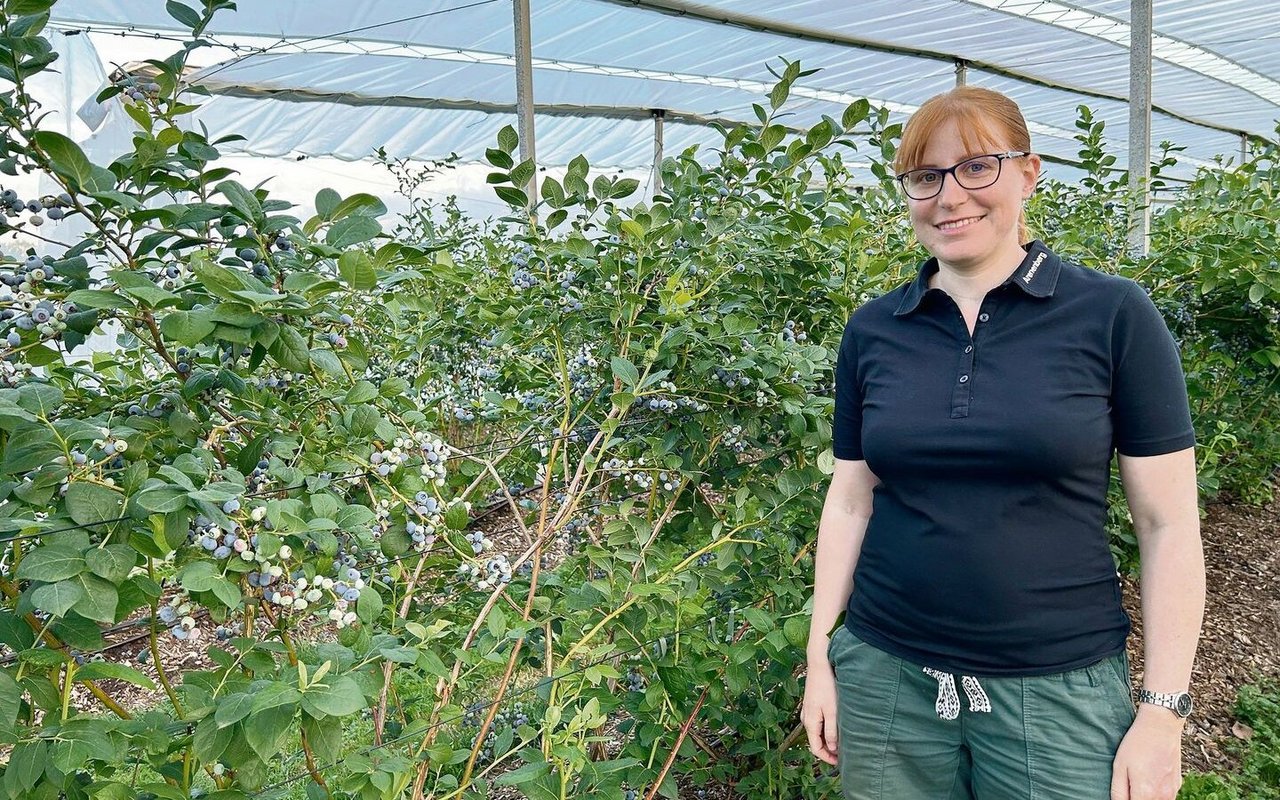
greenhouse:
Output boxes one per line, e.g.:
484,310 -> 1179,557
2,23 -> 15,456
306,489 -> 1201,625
0,0 -> 1277,798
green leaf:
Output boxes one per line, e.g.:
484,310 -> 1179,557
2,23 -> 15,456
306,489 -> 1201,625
178,561 -> 219,593
193,715 -> 233,763
356,586 -> 382,624
493,759 -> 552,786
337,250 -> 377,290
300,674 -> 366,718
75,661 -> 156,690
494,186 -> 528,207
610,356 -> 639,390
64,289 -> 133,310
86,545 -> 136,583
344,381 -> 379,404
16,544 -> 86,582
315,187 -> 340,218
5,739 -> 46,792
160,310 -> 217,345
135,484 -> 189,513
64,482 -> 124,527
443,503 -> 468,530
327,216 -> 380,248
0,668 -> 22,736
245,705 -> 296,761
497,124 -> 519,154
208,577 -> 241,610
49,718 -> 116,772
1248,282 -> 1266,303
31,131 -> 114,192
251,681 -> 302,713
216,180 -> 264,224
302,714 -> 342,764
165,0 -> 202,29
71,573 -> 118,622
268,325 -> 311,372
611,179 -> 640,199
215,693 -> 255,728
31,579 -> 84,616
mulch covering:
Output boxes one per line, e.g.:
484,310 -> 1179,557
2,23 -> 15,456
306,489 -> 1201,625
1123,494 -> 1280,775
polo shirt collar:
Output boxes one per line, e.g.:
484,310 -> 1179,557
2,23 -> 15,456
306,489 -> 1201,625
894,240 -> 1062,317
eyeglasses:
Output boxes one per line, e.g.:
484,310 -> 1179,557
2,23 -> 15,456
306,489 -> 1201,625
895,151 -> 1029,200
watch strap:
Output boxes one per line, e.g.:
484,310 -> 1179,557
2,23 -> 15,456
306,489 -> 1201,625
1137,688 -> 1193,718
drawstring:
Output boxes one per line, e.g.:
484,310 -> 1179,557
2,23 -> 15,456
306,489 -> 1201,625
922,668 -> 992,719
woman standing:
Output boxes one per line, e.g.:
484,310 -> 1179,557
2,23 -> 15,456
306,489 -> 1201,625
801,86 -> 1204,800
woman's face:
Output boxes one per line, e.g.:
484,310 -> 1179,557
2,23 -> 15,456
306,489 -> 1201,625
905,117 -> 1040,274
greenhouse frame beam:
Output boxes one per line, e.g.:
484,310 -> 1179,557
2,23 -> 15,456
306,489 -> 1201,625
1128,0 -> 1151,257
193,83 -> 1153,179
600,0 -> 1253,140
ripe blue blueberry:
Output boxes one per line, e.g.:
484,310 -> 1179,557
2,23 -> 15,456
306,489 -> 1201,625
222,498 -> 241,514
237,247 -> 257,261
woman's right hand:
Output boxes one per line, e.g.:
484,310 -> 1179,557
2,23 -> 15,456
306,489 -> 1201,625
802,651 -> 840,766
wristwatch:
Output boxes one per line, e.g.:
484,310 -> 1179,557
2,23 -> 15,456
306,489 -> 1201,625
1137,688 -> 1193,719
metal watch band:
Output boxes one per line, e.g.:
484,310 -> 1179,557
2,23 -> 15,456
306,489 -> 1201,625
1137,688 -> 1193,718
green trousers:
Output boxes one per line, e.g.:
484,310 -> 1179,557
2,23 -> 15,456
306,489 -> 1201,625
827,625 -> 1136,799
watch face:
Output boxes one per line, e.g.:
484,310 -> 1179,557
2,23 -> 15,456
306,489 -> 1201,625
1175,693 -> 1193,717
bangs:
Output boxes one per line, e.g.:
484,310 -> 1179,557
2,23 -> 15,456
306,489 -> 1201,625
894,90 -> 1030,174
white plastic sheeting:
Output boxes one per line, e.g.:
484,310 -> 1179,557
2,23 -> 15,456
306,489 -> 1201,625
43,0 -> 1280,181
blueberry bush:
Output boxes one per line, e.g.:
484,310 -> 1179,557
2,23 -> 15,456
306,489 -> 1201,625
0,2 -> 1277,799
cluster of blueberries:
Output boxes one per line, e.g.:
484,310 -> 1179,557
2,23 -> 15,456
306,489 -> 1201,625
780,319 -> 808,344
112,73 -> 161,103
623,666 -> 646,693
463,700 -> 533,764
713,365 -> 751,389
0,188 -> 74,228
722,424 -> 748,454
1,252 -> 78,347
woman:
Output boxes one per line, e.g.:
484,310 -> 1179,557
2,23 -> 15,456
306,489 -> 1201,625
801,86 -> 1204,800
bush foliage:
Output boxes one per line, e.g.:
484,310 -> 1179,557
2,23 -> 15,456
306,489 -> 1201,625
0,2 -> 1277,799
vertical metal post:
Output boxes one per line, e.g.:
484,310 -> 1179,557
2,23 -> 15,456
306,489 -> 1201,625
512,0 -> 538,217
1240,132 -> 1249,165
954,59 -> 968,87
1127,0 -> 1152,257
652,109 -> 665,197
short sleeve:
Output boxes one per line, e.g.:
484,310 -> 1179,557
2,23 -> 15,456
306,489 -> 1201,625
832,317 -> 864,460
1110,283 -> 1196,457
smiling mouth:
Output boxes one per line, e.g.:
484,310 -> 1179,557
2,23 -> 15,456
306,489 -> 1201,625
936,216 -> 984,231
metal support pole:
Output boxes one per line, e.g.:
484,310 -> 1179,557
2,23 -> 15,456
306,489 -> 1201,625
1240,132 -> 1249,165
512,0 -> 538,217
1127,0 -> 1152,257
954,59 -> 968,87
652,109 -> 665,197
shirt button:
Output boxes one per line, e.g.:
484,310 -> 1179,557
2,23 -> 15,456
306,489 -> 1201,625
964,345 -> 973,353
959,375 -> 969,383
978,313 -> 990,323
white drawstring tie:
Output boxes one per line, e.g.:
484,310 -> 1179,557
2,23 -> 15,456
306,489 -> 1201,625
922,668 -> 992,719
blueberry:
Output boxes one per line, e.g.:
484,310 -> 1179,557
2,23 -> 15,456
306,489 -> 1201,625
237,247 -> 257,261
222,498 -> 240,514
47,207 -> 64,221
5,331 -> 18,347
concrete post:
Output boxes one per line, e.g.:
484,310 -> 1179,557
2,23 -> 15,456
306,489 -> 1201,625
652,109 -> 665,197
512,0 -> 538,217
1127,0 -> 1152,257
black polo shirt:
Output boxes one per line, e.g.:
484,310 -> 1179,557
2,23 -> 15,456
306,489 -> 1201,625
833,240 -> 1195,677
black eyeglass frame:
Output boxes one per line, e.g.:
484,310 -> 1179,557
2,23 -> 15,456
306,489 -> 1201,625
895,151 -> 1030,200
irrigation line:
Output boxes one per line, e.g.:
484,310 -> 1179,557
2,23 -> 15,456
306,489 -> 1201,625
251,585 -> 782,797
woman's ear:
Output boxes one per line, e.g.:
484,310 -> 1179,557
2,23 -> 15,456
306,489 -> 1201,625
1022,153 -> 1042,198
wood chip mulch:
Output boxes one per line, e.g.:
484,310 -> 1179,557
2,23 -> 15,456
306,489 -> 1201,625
1122,493 -> 1280,775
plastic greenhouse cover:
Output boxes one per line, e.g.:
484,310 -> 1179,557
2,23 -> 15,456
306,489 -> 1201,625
44,0 -> 1280,178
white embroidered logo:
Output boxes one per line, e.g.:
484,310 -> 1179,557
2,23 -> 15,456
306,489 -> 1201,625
1023,251 -> 1047,284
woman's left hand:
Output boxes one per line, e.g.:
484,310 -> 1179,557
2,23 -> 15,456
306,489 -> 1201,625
1110,708 -> 1185,800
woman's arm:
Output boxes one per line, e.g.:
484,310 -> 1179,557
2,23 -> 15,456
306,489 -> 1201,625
807,457 -> 880,664
1112,446 -> 1204,800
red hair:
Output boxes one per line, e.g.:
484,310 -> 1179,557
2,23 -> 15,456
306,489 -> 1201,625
894,86 -> 1034,244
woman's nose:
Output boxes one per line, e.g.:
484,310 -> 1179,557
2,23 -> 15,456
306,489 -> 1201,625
936,173 -> 969,206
